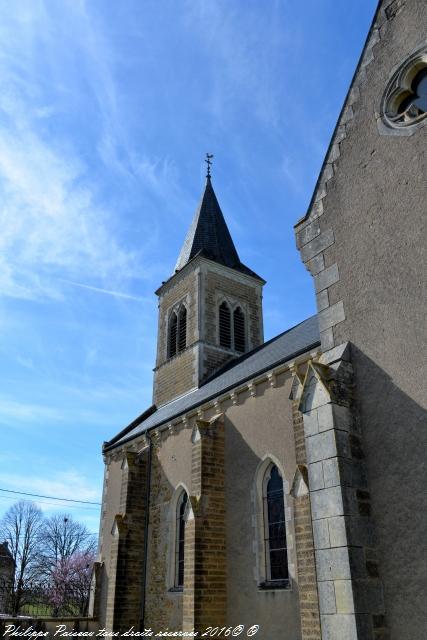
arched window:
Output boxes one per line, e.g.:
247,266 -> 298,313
219,302 -> 231,349
175,491 -> 188,589
233,307 -> 245,353
263,465 -> 288,583
178,306 -> 187,352
168,312 -> 178,358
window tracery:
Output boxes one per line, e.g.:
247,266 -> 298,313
382,48 -> 427,131
255,459 -> 290,589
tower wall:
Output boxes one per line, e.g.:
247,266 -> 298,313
153,267 -> 199,407
200,261 -> 264,382
154,257 -> 264,406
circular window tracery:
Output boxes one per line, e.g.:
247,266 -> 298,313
382,49 -> 427,129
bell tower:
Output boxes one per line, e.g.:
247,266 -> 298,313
153,162 -> 265,407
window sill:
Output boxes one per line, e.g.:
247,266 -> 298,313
168,587 -> 183,594
258,580 -> 290,591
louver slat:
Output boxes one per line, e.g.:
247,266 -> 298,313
169,313 -> 178,358
234,307 -> 245,353
178,307 -> 187,352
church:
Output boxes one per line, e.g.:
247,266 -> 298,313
94,2 -> 427,639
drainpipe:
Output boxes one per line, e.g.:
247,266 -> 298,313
140,431 -> 153,632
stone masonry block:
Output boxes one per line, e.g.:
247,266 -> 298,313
334,580 -> 355,614
311,486 -> 344,520
316,547 -> 351,581
320,613 -> 359,640
313,518 -> 330,550
323,458 -> 340,488
327,516 -> 348,548
307,253 -> 325,275
333,404 -> 353,431
306,429 -> 351,465
317,403 -> 352,434
320,328 -> 335,351
318,301 -> 345,332
308,461 -> 325,491
296,219 -> 321,248
317,404 -> 334,432
316,289 -> 329,312
303,410 -> 319,437
306,430 -> 336,464
314,264 -> 339,293
300,229 -> 335,262
318,581 -> 336,614
319,342 -> 351,366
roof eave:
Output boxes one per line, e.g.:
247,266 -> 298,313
103,336 -> 320,453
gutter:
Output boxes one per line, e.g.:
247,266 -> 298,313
140,431 -> 152,632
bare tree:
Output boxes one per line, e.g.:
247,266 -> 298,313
0,500 -> 44,613
38,514 -> 97,579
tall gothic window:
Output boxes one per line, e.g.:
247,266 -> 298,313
263,465 -> 288,583
219,301 -> 231,349
175,491 -> 188,589
168,306 -> 187,358
168,312 -> 178,358
233,307 -> 245,353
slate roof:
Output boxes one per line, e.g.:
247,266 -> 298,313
174,177 -> 263,281
104,314 -> 320,451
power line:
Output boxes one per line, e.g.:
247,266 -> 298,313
0,494 -> 100,512
0,487 -> 101,506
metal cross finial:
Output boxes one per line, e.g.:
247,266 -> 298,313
205,153 -> 214,178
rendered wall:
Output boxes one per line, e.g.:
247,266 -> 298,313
295,2 -> 427,637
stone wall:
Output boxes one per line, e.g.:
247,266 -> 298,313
183,415 -> 227,632
154,267 -> 198,406
202,264 -> 263,354
104,451 -> 149,633
154,347 -> 198,407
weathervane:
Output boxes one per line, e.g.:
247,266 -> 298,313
205,153 -> 214,178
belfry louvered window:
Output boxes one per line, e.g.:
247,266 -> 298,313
168,312 -> 178,358
178,306 -> 187,352
168,306 -> 187,359
233,307 -> 245,353
175,491 -> 188,589
263,465 -> 288,583
219,302 -> 231,348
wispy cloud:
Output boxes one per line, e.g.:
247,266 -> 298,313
58,278 -> 151,303
0,1 -> 139,301
182,2 -> 297,128
0,396 -> 63,423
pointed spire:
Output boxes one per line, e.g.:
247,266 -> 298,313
174,171 -> 262,281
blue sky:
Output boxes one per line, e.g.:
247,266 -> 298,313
0,0 -> 376,533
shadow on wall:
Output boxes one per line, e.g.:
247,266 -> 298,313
352,346 -> 427,638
